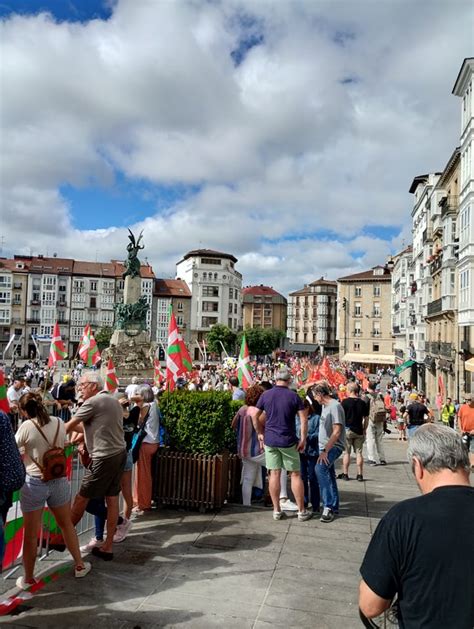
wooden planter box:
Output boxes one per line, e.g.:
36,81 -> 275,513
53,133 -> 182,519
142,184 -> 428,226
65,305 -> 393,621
153,449 -> 241,511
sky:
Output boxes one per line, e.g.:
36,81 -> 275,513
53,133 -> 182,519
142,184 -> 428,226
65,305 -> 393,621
0,0 -> 472,295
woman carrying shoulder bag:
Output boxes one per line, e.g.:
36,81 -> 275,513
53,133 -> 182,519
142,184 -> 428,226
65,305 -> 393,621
131,385 -> 160,515
15,393 -> 91,589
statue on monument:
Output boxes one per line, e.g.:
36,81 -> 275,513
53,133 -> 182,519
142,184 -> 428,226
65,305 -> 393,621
123,229 -> 144,279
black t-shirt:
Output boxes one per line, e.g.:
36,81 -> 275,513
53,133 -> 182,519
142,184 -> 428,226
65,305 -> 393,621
406,402 -> 428,425
360,485 -> 474,629
341,397 -> 368,435
123,406 -> 139,451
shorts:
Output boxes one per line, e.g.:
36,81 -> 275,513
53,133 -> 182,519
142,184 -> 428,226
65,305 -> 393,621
123,449 -> 134,472
264,444 -> 300,472
79,450 -> 126,500
20,475 -> 71,513
345,430 -> 364,454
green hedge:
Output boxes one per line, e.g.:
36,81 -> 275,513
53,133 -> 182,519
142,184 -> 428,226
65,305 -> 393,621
159,391 -> 243,455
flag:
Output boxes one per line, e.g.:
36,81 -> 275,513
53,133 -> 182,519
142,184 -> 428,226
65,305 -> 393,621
3,333 -> 16,357
105,358 -> 119,392
319,356 -> 335,385
48,322 -> 68,368
177,334 -> 193,375
154,359 -> 164,387
0,368 -> 10,413
78,324 -> 101,367
166,307 -> 183,391
237,334 -> 253,390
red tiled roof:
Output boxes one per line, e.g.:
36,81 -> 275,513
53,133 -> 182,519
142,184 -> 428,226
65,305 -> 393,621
338,266 -> 392,282
154,278 -> 191,297
73,261 -> 116,277
28,257 -> 74,274
242,285 -> 282,297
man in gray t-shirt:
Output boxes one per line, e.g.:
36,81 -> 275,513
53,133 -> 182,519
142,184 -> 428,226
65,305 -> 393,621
312,381 -> 346,523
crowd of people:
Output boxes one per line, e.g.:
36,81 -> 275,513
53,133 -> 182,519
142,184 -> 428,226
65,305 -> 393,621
1,355 -> 473,627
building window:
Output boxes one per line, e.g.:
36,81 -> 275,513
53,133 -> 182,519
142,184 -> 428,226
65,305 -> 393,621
0,309 -> 10,324
354,325 -> 361,337
229,288 -> 234,299
90,297 -> 97,309
354,342 -> 360,351
460,269 -> 470,304
354,302 -> 361,317
201,316 -> 218,328
90,280 -> 98,292
176,315 -> 184,326
177,302 -> 183,312
460,205 -> 471,243
202,301 -> 218,312
0,291 -> 11,304
373,343 -> 380,352
373,285 -> 381,297
201,257 -> 221,265
373,302 -> 381,317
117,280 -> 124,290
73,280 -> 84,292
354,286 -> 361,297
203,286 -> 219,297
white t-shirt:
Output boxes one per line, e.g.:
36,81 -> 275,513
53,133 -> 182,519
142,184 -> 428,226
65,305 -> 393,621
7,385 -> 22,405
16,417 -> 66,477
125,383 -> 140,400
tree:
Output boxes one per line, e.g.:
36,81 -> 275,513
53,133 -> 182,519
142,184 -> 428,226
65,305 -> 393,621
238,327 -> 284,357
206,324 -> 237,356
95,326 -> 114,351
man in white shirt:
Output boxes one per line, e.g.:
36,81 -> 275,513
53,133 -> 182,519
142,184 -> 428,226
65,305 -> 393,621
125,376 -> 140,400
7,377 -> 25,412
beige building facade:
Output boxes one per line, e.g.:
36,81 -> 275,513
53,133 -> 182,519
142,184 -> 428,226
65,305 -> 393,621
337,265 -> 394,370
242,285 -> 287,332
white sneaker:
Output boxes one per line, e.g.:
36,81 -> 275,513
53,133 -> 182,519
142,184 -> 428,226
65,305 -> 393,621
16,576 -> 38,591
280,498 -> 298,512
80,537 -> 103,553
74,561 -> 92,578
273,511 -> 283,521
113,518 -> 132,543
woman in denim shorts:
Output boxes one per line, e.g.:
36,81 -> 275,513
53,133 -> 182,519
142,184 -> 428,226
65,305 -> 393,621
15,393 -> 91,589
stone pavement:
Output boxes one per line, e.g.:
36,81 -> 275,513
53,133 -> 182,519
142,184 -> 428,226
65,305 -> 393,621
1,435 -> 418,628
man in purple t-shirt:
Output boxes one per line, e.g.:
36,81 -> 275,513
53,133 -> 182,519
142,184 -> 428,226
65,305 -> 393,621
256,368 -> 311,522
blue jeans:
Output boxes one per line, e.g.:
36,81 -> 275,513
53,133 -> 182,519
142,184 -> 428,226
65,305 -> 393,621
315,447 -> 342,512
299,454 -> 320,510
86,498 -> 107,541
407,425 -> 421,438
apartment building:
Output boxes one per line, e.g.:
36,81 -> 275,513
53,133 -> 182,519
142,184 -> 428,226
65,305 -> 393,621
0,258 -> 30,358
337,265 -> 394,371
242,285 -> 287,333
287,278 -> 338,354
152,278 -> 192,359
391,245 -> 414,370
423,150 -> 461,401
175,249 -> 243,350
0,255 -> 155,360
453,57 -> 474,395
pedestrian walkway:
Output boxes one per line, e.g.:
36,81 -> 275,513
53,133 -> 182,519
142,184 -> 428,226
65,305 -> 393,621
1,436 -> 418,628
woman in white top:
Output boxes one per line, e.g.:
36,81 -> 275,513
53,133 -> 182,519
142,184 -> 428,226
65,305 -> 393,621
15,393 -> 91,589
131,385 -> 160,514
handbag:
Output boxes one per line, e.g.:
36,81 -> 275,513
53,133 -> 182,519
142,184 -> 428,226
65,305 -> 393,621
0,411 -> 26,493
130,407 -> 150,464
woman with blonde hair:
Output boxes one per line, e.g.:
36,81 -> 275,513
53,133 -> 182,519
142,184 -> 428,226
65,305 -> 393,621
15,392 -> 91,589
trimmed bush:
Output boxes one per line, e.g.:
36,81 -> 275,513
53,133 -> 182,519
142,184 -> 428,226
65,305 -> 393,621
159,391 -> 243,455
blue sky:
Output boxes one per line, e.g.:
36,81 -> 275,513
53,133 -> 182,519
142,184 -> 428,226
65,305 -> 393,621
1,0 -> 471,293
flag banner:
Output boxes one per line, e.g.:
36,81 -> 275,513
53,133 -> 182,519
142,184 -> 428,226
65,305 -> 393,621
104,358 -> 119,392
166,307 -> 183,391
78,324 -> 101,367
238,334 -> 254,390
177,334 -> 192,375
48,322 -> 68,367
154,358 -> 164,387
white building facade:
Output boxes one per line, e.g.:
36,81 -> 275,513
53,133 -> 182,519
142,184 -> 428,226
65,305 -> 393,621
391,246 -> 413,366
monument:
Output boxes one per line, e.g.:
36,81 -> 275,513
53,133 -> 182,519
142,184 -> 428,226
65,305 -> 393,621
102,230 -> 155,381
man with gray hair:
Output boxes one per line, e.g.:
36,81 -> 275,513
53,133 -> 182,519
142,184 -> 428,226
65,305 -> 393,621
359,424 -> 474,628
66,371 -> 126,561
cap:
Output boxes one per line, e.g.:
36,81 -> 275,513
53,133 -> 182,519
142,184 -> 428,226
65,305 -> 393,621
275,368 -> 291,381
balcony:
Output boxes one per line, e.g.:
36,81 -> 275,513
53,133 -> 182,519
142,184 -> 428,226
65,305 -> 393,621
27,318 -> 40,323
57,301 -> 68,307
439,342 -> 453,358
353,312 -> 362,318
426,341 -> 440,355
30,300 -> 40,305
439,195 -> 459,217
429,252 -> 443,275
392,325 -> 400,334
426,298 -> 442,316
371,331 -> 381,337
13,282 -> 22,289
372,312 -> 382,318
353,330 -> 362,337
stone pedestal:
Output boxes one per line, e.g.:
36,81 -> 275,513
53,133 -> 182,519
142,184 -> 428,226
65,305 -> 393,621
124,275 -> 142,305
102,330 -> 155,384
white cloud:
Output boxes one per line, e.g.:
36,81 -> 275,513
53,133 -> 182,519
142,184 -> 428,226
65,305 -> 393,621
0,0 -> 471,295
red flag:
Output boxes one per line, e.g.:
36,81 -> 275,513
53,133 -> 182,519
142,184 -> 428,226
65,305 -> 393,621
154,359 -> 164,387
48,322 -> 67,367
0,368 -> 10,413
166,307 -> 183,391
78,324 -> 101,367
238,334 -> 254,390
320,357 -> 335,385
104,358 -> 119,392
177,334 -> 193,376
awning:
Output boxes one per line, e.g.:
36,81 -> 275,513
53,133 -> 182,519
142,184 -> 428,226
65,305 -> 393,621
395,359 -> 415,375
341,353 -> 395,365
465,357 -> 474,373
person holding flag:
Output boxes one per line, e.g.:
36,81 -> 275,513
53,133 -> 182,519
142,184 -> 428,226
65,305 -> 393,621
78,324 -> 101,368
237,335 -> 254,390
48,322 -> 67,368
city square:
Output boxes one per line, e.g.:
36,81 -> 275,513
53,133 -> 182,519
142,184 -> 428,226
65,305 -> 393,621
1,1 -> 473,628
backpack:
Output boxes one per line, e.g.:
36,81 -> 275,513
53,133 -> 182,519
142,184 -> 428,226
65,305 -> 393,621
30,418 -> 67,482
371,397 -> 387,423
